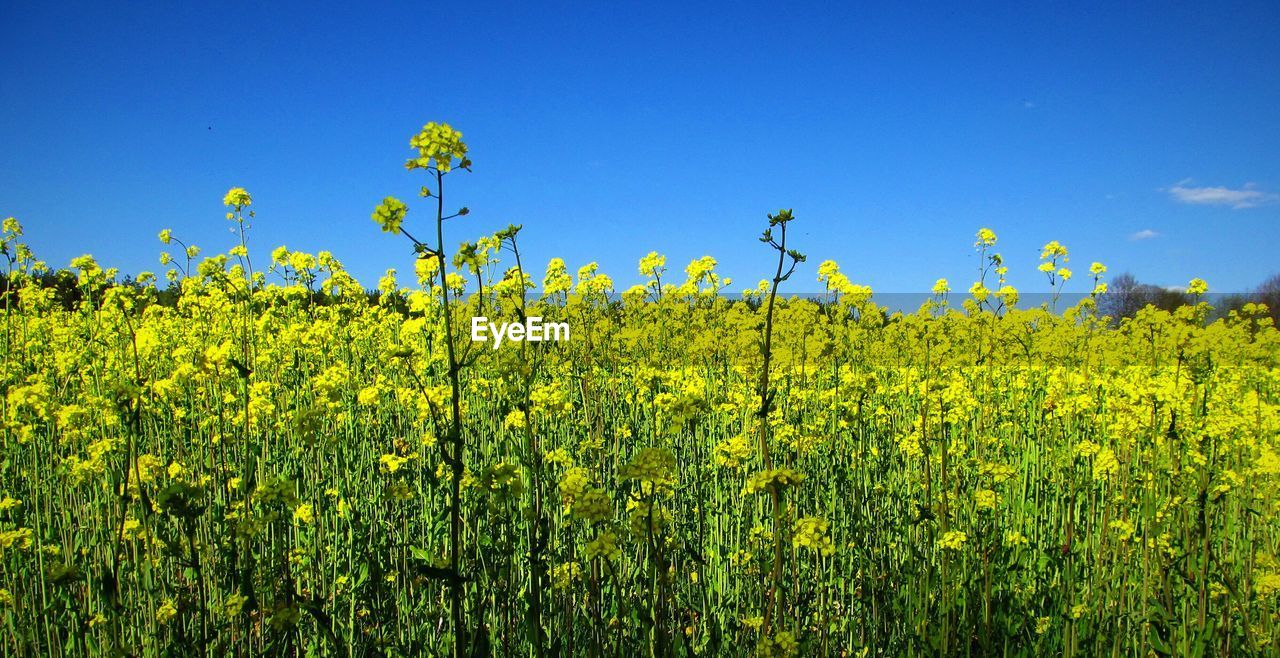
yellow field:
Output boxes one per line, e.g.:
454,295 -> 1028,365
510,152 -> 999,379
2,125 -> 1279,657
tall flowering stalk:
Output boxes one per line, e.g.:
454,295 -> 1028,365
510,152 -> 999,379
372,122 -> 473,658
493,224 -> 549,657
755,209 -> 805,637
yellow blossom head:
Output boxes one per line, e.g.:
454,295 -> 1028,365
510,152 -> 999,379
223,187 -> 252,209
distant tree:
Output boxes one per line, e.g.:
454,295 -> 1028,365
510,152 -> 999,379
1150,286 -> 1191,313
1098,272 -> 1190,323
1099,272 -> 1151,321
1212,293 -> 1250,320
1255,273 -> 1280,323
0,270 -> 84,311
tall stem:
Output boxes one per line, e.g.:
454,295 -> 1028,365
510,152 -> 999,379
759,219 -> 788,636
510,238 -> 546,657
433,169 -> 468,658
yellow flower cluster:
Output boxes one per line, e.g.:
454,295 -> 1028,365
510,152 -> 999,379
743,467 -> 805,496
406,122 -> 469,173
372,196 -> 408,234
792,516 -> 834,556
712,434 -> 754,469
222,187 -> 252,209
551,562 -> 581,589
638,251 -> 666,278
558,467 -> 592,503
571,488 -> 612,522
585,530 -> 621,562
2,192 -> 1275,655
755,630 -> 799,657
937,530 -> 968,551
620,447 -> 677,489
973,489 -> 998,511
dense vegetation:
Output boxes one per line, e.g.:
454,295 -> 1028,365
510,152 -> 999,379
2,124 -> 1279,657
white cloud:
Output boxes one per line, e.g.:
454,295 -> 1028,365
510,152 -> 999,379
1167,179 -> 1278,209
1129,229 -> 1159,241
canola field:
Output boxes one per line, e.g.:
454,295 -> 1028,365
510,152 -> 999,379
2,124 -> 1280,658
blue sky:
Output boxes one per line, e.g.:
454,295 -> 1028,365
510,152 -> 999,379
2,1 -> 1278,293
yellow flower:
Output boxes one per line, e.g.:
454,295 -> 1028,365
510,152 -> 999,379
585,530 -> 621,562
571,488 -> 612,522
755,630 -> 799,657
937,530 -> 967,551
558,467 -> 591,502
406,122 -> 469,172
627,500 -> 670,538
156,599 -> 178,624
380,453 -> 412,474
996,285 -> 1019,306
122,517 -> 144,540
743,467 -> 805,496
1255,572 -> 1280,598
772,631 -> 799,656
289,251 -> 316,272
0,528 -> 29,552
503,409 -> 526,429
1003,530 -> 1029,547
544,448 -> 574,468
1040,240 -> 1068,259
293,503 -> 315,525
542,258 -> 572,296
1093,448 -> 1120,481
223,187 -> 252,208
793,516 -> 835,556
639,251 -> 667,278
712,434 -> 753,469
1074,440 -> 1101,459
619,447 -> 677,489
1108,519 -> 1135,542
372,196 -> 408,234
551,562 -> 582,589
973,489 -> 997,511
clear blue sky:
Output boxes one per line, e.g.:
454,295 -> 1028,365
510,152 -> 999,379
2,1 -> 1278,293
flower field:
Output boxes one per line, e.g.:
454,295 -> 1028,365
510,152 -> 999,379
2,125 -> 1280,657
